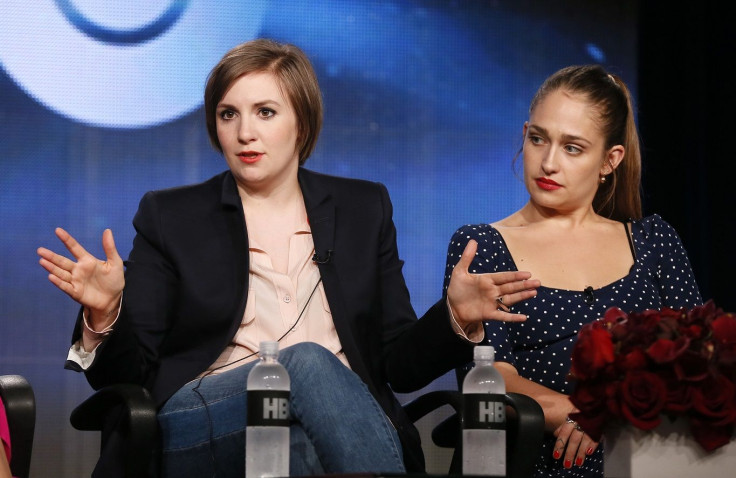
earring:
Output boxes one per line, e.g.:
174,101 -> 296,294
600,175 -> 607,184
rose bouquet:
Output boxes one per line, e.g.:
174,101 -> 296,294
568,300 -> 736,452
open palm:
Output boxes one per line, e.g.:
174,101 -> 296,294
37,227 -> 125,316
447,239 -> 540,325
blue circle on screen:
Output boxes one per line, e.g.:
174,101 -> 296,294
0,0 -> 268,128
54,0 -> 191,45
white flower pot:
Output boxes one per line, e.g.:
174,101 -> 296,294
604,418 -> 736,478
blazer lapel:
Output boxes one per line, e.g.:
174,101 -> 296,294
298,168 -> 346,328
297,168 -> 374,393
220,171 -> 251,342
298,168 -> 335,261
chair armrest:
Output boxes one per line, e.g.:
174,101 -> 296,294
70,384 -> 158,478
70,383 -> 157,432
402,390 -> 463,473
404,390 -> 544,478
403,390 -> 464,449
402,390 -> 463,423
0,375 -> 35,478
505,392 -> 544,478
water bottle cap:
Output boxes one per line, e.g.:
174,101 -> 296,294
259,341 -> 280,357
474,345 -> 495,361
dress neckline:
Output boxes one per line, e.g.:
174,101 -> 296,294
486,222 -> 638,294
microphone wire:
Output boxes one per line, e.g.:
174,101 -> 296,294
190,277 -> 323,477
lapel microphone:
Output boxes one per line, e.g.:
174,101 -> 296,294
312,250 -> 333,264
583,286 -> 595,304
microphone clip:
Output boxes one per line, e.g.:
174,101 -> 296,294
583,286 -> 595,305
312,250 -> 333,264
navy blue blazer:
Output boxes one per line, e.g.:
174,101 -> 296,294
70,168 -> 475,471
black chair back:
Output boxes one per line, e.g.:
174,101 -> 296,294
0,375 -> 36,478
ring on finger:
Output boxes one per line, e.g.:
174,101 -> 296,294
565,416 -> 583,431
496,296 -> 510,312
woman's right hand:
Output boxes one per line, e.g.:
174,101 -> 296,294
496,364 -> 599,469
37,227 -> 125,329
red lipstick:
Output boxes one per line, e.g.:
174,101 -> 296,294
535,177 -> 561,191
238,151 -> 263,164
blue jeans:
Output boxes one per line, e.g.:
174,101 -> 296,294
158,342 -> 405,477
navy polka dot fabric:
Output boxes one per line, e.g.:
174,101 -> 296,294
443,214 -> 702,477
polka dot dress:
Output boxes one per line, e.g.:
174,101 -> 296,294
443,214 -> 702,478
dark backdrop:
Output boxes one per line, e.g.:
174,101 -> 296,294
638,3 -> 735,311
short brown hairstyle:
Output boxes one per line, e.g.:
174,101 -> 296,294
204,38 -> 323,165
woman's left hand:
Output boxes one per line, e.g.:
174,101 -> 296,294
552,414 -> 600,469
447,239 -> 540,329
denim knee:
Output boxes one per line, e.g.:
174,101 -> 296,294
279,341 -> 334,366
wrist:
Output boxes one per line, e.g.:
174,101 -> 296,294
95,292 -> 123,316
446,298 -> 484,341
85,293 -> 123,331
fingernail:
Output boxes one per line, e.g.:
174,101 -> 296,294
586,447 -> 594,455
553,450 -> 561,459
564,459 -> 572,469
575,457 -> 583,466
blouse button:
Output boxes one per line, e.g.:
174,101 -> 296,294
283,295 -> 292,303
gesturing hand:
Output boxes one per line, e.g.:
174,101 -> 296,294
37,227 -> 125,326
447,239 -> 540,327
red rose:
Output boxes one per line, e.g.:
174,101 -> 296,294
570,324 -> 614,380
711,314 -> 736,339
661,370 -> 694,413
657,310 -> 683,339
619,370 -> 667,430
712,313 -> 736,364
601,307 -> 628,327
682,324 -> 704,339
659,306 -> 685,320
646,336 -> 690,364
690,418 -> 736,452
674,349 -> 710,382
692,374 -> 736,425
617,348 -> 647,371
604,381 -> 623,418
686,301 -> 719,324
603,307 -> 632,342
569,381 -> 611,441
616,310 -> 660,349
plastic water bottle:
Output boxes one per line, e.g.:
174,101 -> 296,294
462,345 -> 506,476
246,341 -> 290,478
